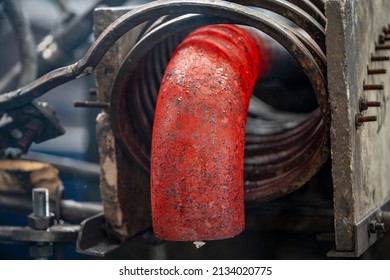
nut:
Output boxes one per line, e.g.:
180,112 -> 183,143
28,213 -> 55,230
29,243 -> 53,259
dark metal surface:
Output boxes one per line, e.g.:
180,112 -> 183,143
0,224 -> 79,244
287,0 -> 326,27
0,101 -> 65,158
328,198 -> 390,258
74,100 -> 110,109
228,0 -> 326,53
76,213 -> 121,257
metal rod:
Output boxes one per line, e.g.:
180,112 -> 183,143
376,44 -> 390,50
360,100 -> 381,111
74,101 -> 109,109
363,84 -> 384,91
371,55 -> 390,61
368,68 -> 387,75
356,114 -> 377,127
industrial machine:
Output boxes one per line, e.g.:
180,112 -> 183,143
0,0 -> 390,259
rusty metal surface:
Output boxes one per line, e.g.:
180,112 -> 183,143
328,198 -> 390,258
227,0 -> 326,53
287,0 -> 326,27
326,0 -> 390,254
94,7 -> 151,241
76,213 -> 121,257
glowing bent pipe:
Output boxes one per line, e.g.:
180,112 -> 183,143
151,24 -> 268,241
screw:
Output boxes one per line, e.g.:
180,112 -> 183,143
375,44 -> 390,50
368,68 -> 387,75
29,188 -> 54,259
360,99 -> 381,111
371,55 -> 390,61
74,101 -> 109,109
363,84 -> 384,91
32,188 -> 49,218
369,221 -> 385,233
356,113 -> 377,127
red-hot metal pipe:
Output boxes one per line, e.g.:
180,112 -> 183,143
151,24 -> 269,241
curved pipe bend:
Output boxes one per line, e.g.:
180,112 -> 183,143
151,24 -> 269,241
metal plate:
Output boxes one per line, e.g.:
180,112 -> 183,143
326,0 -> 390,254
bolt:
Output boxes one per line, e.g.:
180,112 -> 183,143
369,221 -> 385,233
368,68 -> 387,75
356,113 -> 377,127
29,188 -> 54,259
363,84 -> 384,91
360,99 -> 381,111
376,44 -> 390,50
74,101 -> 109,109
371,55 -> 390,61
33,188 -> 49,217
28,188 -> 54,230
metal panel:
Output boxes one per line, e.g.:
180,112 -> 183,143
326,0 -> 390,254
94,7 -> 152,240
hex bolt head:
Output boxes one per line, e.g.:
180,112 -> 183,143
28,213 -> 55,230
371,55 -> 390,61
